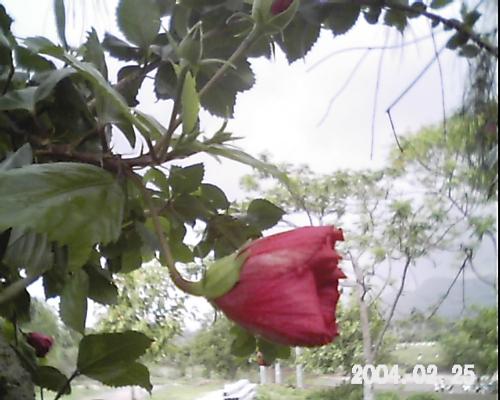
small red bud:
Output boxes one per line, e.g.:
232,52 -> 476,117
27,332 -> 54,358
271,0 -> 293,15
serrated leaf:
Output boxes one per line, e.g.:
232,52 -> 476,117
154,62 -> 177,100
102,33 -> 142,61
0,87 -> 36,112
15,46 -> 54,72
182,70 -> 200,135
200,183 -> 229,210
169,163 -> 204,194
34,67 -> 76,103
0,163 -> 125,254
325,4 -> 361,35
84,361 -> 152,392
4,228 -> 53,275
0,143 -> 32,171
117,0 -> 161,48
384,8 -> 408,32
85,264 -> 118,305
117,65 -> 144,107
33,366 -> 70,394
77,331 -> 153,374
246,199 -> 284,230
430,0 -> 453,9
54,0 -> 68,48
276,13 -> 321,63
144,167 -> 170,195
84,28 -> 108,79
198,60 -> 255,118
60,269 -> 89,333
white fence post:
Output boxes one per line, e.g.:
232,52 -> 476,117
295,348 -> 304,389
275,362 -> 282,385
259,366 -> 267,385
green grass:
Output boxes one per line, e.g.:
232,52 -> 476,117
392,344 -> 445,369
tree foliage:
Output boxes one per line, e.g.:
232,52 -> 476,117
440,307 -> 498,375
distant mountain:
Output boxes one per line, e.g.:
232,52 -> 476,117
392,275 -> 497,319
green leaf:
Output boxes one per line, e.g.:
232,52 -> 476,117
117,0 -> 161,48
430,0 -> 453,9
246,199 -> 284,230
83,28 -> 108,79
189,141 -> 290,186
23,36 -> 64,57
200,183 -> 229,210
4,228 -> 53,275
182,69 -> 200,135
384,8 -> 408,32
446,32 -> 469,50
54,0 -> 68,48
364,6 -> 382,24
33,366 -> 70,394
85,361 -> 153,392
144,167 -> 170,195
15,46 -> 54,72
0,143 -> 32,171
102,33 -> 142,61
77,331 -> 153,374
460,44 -> 481,58
60,269 -> 89,333
85,263 -> 118,305
257,338 -> 291,363
169,163 -> 204,194
0,87 -> 36,112
230,326 -> 256,357
34,67 -> 76,103
117,65 -> 145,107
154,62 -> 177,100
0,163 -> 125,255
325,4 -> 361,35
276,13 -> 321,63
197,59 -> 255,118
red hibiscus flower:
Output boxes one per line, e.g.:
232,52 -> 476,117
214,226 -> 345,347
26,332 -> 54,357
271,0 -> 294,15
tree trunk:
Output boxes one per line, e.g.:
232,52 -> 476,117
352,259 -> 376,400
0,334 -> 35,400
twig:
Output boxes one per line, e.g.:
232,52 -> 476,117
427,250 -> 471,319
318,50 -> 371,126
430,23 -> 447,138
54,370 -> 79,400
0,273 -> 44,306
373,255 -> 412,357
371,35 -> 389,159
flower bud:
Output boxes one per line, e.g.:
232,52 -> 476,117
27,332 -> 54,358
271,0 -> 294,15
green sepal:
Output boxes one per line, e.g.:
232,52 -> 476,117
177,22 -> 203,66
202,250 -> 249,299
265,0 -> 300,34
252,0 -> 300,34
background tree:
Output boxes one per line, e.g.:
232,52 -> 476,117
440,307 -> 498,375
187,315 -> 251,380
97,262 -> 187,361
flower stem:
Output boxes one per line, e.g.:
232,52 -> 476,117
129,172 -> 204,296
54,370 -> 79,400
